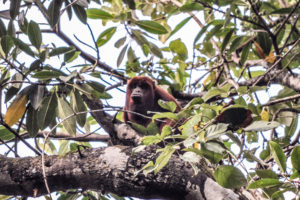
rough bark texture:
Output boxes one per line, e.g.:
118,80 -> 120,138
0,145 -> 244,200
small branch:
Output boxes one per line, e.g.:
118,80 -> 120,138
0,122 -> 41,155
275,1 -> 300,37
262,94 -> 300,107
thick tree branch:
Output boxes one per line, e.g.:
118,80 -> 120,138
239,69 -> 300,92
0,145 -> 255,200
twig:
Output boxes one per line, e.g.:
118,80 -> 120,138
262,94 -> 300,107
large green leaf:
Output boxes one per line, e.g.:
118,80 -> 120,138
73,4 -> 87,24
154,146 -> 175,173
49,46 -> 75,57
214,165 -> 247,189
169,39 -> 188,61
38,93 -> 57,129
269,141 -> 286,172
1,35 -> 14,56
70,89 -> 86,127
136,20 -> 168,35
158,100 -> 177,112
9,0 -> 21,19
96,27 -> 117,47
248,178 -> 281,189
291,146 -> 300,171
57,97 -> 77,135
26,105 -> 39,137
221,29 -> 235,53
48,0 -> 63,27
13,37 -> 35,57
28,21 -> 42,49
244,121 -> 281,132
0,126 -> 15,140
32,70 -> 63,80
28,85 -> 45,110
86,8 -> 114,20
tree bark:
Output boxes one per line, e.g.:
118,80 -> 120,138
0,145 -> 246,200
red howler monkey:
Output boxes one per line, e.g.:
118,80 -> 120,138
123,77 -> 182,128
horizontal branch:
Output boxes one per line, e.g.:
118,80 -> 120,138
0,145 -> 247,200
239,69 -> 300,92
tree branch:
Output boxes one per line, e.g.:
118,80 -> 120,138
0,145 -> 253,200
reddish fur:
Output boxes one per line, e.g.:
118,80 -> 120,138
123,77 -> 181,128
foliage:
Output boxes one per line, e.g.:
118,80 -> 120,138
0,0 -> 299,199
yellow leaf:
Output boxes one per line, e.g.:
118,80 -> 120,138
193,125 -> 198,131
4,95 -> 28,126
194,142 -> 200,149
265,51 -> 276,63
254,41 -> 266,59
260,108 -> 269,121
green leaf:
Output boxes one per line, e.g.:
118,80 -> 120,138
70,89 -> 86,127
1,35 -> 14,56
73,4 -> 87,24
270,7 -> 297,14
269,141 -> 286,172
149,42 -> 163,58
142,134 -> 162,145
180,152 -> 200,163
155,146 -> 175,173
117,44 -> 128,67
0,19 -> 7,37
194,24 -> 209,44
26,105 -> 39,137
158,99 -> 177,112
169,38 -> 188,61
28,21 -> 42,49
229,36 -> 244,52
87,81 -> 105,93
57,96 -> 77,135
152,112 -> 178,121
244,121 -> 281,132
0,126 -> 15,140
49,46 -> 74,57
255,169 -> 277,179
186,146 -> 223,164
114,36 -> 126,48
221,29 -> 235,53
10,0 -> 21,19
161,125 -> 171,138
64,50 -> 81,63
28,85 -> 45,110
247,178 -> 281,189
291,146 -> 300,171
290,171 -> 300,179
37,93 -> 57,129
257,32 -> 272,55
214,165 -> 247,189
93,91 -> 112,99
169,16 -> 192,39
58,140 -> 70,156
48,0 -> 63,27
32,70 -> 63,80
136,20 -> 168,35
96,27 -> 117,47
86,8 -> 114,20
182,114 -> 201,136
206,123 -> 229,140
180,3 -> 203,12
202,88 -> 222,102
13,37 -> 35,57
240,42 -> 251,66
205,24 -> 223,41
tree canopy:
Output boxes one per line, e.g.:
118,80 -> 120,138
0,0 -> 299,199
